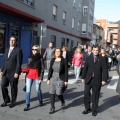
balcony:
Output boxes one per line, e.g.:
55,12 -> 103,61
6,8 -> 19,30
17,0 -> 35,8
110,29 -> 118,34
113,40 -> 118,45
113,34 -> 118,39
107,24 -> 119,28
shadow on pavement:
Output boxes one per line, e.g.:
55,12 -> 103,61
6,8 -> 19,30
99,95 -> 120,113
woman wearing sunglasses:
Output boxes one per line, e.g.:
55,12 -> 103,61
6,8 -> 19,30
22,45 -> 44,111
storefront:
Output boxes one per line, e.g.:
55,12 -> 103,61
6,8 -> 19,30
0,2 -> 44,67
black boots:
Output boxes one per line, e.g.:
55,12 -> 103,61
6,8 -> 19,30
61,102 -> 65,109
39,101 -> 43,106
49,107 -> 55,114
24,104 -> 30,111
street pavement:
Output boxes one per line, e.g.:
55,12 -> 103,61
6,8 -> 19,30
0,66 -> 120,120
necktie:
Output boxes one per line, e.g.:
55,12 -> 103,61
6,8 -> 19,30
94,57 -> 97,63
8,49 -> 13,58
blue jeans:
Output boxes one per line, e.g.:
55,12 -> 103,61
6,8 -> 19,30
74,66 -> 81,80
26,78 -> 42,104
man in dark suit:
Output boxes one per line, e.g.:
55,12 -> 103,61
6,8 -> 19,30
80,46 -> 92,76
81,45 -> 108,116
0,36 -> 22,108
82,46 -> 93,66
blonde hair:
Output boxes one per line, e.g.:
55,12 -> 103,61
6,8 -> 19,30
32,45 -> 40,52
74,47 -> 82,54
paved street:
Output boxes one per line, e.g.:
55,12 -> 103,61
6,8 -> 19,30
0,66 -> 120,120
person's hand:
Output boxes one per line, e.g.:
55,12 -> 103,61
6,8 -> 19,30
0,72 -> 3,76
47,80 -> 50,85
82,65 -> 84,67
102,81 -> 106,85
64,82 -> 68,87
81,79 -> 85,84
39,80 -> 42,83
14,73 -> 19,78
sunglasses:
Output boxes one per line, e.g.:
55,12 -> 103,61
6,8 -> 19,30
32,49 -> 38,51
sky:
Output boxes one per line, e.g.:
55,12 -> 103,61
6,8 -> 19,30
94,0 -> 120,22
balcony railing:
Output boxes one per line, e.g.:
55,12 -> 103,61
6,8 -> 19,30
17,0 -> 35,8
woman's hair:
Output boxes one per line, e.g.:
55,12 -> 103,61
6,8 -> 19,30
54,47 -> 63,58
32,45 -> 40,53
101,48 -> 109,56
62,46 -> 68,51
74,47 -> 82,54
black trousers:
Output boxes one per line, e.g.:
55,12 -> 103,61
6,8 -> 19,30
1,74 -> 19,103
84,82 -> 101,111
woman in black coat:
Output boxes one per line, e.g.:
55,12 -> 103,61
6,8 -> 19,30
100,48 -> 109,78
47,48 -> 68,114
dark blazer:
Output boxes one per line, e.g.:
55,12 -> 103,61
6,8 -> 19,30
81,54 -> 108,85
1,47 -> 22,76
48,58 -> 68,82
83,52 -> 93,65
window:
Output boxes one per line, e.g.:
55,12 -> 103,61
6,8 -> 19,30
66,38 -> 69,47
51,35 -> 56,47
79,3 -> 81,12
77,21 -> 80,31
53,5 -> 57,20
88,24 -> 92,36
70,40 -> 74,50
17,0 -> 35,8
83,6 -> 88,16
72,18 -> 75,28
31,30 -> 39,46
61,37 -> 65,47
73,0 -> 76,7
77,41 -> 79,46
0,23 -> 6,54
90,8 -> 93,20
63,11 -> 66,24
82,23 -> 86,34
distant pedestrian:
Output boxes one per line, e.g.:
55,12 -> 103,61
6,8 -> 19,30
62,46 -> 70,68
72,47 -> 84,83
106,46 -> 114,70
0,36 -> 22,108
21,45 -> 45,111
81,45 -> 108,116
43,42 -> 55,70
47,48 -> 68,114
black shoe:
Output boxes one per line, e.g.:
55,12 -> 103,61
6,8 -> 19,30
49,107 -> 55,114
9,102 -> 16,108
39,101 -> 43,106
61,102 -> 65,109
82,108 -> 91,114
23,86 -> 26,92
92,110 -> 97,116
24,104 -> 30,111
1,100 -> 10,107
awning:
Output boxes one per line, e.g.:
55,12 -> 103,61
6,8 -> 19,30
0,2 -> 44,23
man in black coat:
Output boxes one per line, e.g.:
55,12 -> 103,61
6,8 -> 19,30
81,45 -> 108,116
0,36 -> 22,108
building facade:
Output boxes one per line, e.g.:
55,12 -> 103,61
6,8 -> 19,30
96,19 -> 120,48
0,0 -> 95,66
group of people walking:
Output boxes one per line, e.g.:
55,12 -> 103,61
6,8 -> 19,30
0,36 -> 120,117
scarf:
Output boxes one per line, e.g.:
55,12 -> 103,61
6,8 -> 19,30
28,53 -> 41,69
